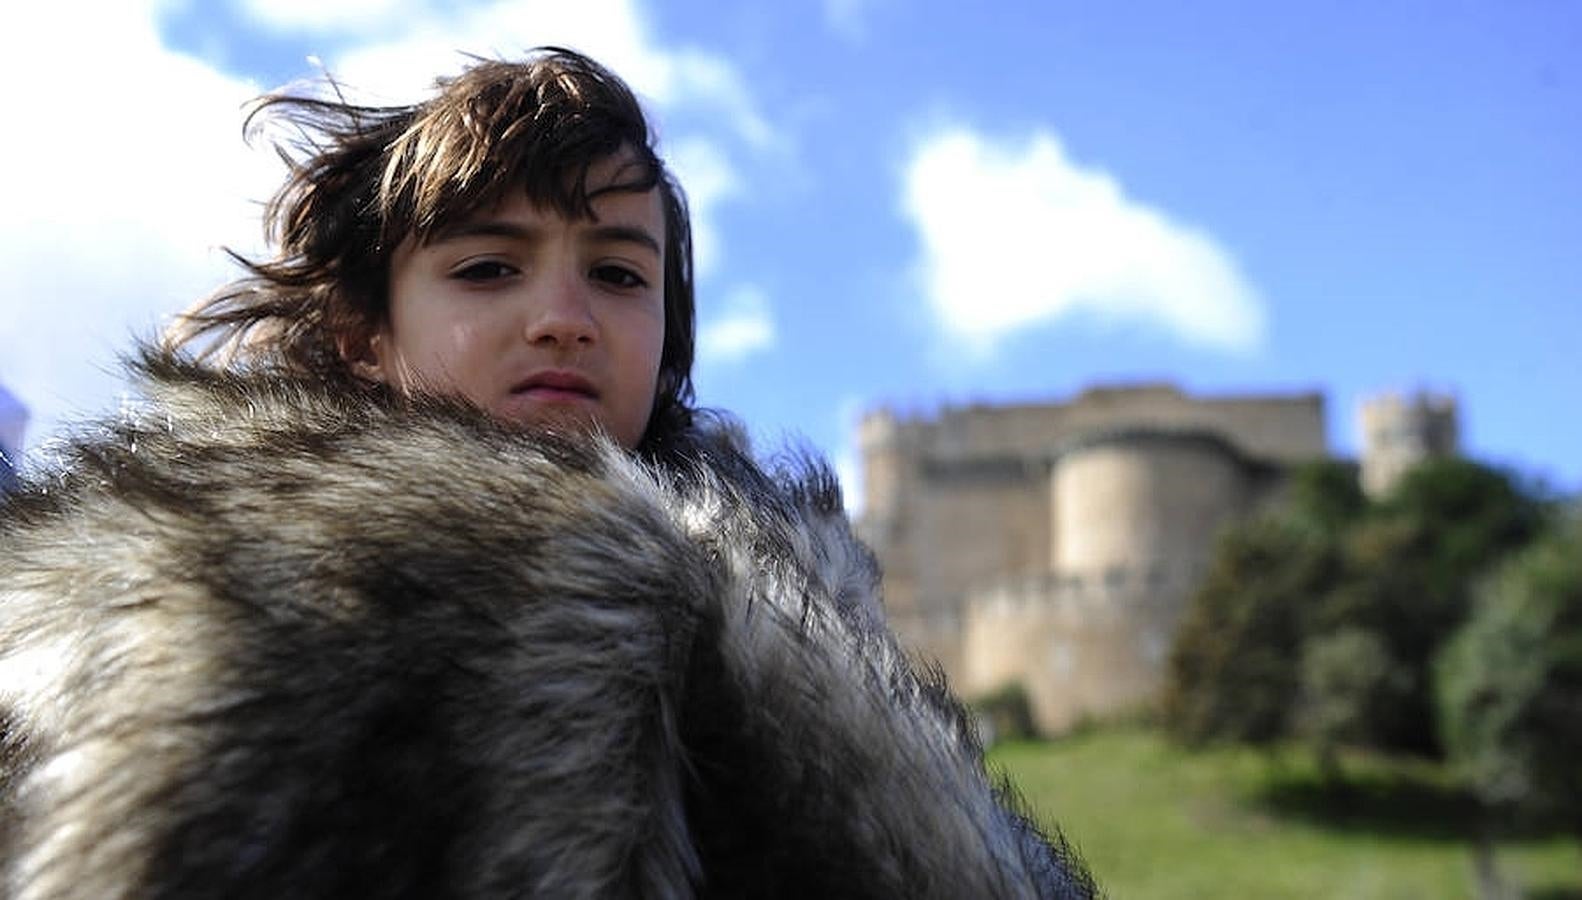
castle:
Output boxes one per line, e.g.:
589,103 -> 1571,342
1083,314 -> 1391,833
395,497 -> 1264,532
856,385 -> 1457,735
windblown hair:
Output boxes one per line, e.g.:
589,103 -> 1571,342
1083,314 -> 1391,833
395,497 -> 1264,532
166,47 -> 697,452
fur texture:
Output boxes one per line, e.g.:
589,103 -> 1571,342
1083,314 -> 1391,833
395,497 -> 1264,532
0,352 -> 1095,899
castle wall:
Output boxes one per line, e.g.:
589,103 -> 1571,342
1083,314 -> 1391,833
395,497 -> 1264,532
885,386 -> 1325,468
888,607 -> 965,676
963,569 -> 1192,734
893,462 -> 1050,677
1197,395 -> 1328,464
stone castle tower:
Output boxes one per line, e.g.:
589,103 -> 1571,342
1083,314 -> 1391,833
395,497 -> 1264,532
1358,390 -> 1459,498
857,385 -> 1329,734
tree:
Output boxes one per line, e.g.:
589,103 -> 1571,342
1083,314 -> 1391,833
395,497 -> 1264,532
1165,462 -> 1363,746
1296,626 -> 1412,780
1163,517 -> 1331,745
1166,458 -> 1549,761
1320,460 -> 1547,756
1437,511 -> 1582,832
1284,459 -> 1367,536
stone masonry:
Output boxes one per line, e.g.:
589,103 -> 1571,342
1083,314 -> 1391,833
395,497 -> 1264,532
856,384 -> 1329,734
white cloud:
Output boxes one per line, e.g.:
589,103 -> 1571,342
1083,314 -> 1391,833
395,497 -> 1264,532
239,0 -> 415,34
267,0 -> 767,295
822,0 -> 890,43
0,1 -> 279,455
665,50 -> 775,150
665,137 -> 741,277
699,285 -> 776,366
0,0 -> 772,456
316,0 -> 773,147
320,0 -> 662,102
902,126 -> 1266,355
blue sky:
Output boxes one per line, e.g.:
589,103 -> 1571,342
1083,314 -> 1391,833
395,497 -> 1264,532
1,0 -> 1577,501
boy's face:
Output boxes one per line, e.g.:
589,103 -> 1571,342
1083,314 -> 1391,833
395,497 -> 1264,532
364,151 -> 666,448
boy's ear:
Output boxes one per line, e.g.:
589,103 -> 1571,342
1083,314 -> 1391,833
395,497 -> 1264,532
338,328 -> 389,383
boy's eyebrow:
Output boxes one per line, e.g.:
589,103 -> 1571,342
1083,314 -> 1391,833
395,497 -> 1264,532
430,220 -> 662,256
586,224 -> 663,257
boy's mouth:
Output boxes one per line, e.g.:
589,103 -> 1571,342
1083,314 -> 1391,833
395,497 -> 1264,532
510,370 -> 600,401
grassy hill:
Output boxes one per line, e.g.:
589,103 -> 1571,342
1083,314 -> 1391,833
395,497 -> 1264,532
990,726 -> 1581,899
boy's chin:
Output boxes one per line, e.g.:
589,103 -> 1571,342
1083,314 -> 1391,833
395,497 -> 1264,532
494,402 -> 619,445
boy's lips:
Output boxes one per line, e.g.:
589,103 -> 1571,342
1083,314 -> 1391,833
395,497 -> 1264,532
502,371 -> 602,420
511,370 -> 600,399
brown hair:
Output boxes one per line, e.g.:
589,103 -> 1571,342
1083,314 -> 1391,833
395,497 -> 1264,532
168,47 -> 697,449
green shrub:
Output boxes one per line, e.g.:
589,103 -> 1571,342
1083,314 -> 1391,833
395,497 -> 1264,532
972,682 -> 1037,744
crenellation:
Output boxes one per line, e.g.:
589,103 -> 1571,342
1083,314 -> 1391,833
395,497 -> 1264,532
966,564 -> 1201,618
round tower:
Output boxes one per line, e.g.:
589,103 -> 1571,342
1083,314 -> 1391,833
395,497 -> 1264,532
1052,429 -> 1248,582
967,429 -> 1255,733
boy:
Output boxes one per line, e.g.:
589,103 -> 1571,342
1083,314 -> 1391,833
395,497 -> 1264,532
168,50 -> 697,455
0,49 -> 1095,898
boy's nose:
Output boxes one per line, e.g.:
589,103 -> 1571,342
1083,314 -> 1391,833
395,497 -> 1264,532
523,273 -> 597,347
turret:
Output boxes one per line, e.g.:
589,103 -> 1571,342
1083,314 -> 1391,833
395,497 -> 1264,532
1358,390 -> 1458,498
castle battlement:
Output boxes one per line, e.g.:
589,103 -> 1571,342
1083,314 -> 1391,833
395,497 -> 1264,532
965,564 -> 1200,619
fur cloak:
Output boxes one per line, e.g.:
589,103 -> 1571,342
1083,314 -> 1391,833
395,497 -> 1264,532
0,352 -> 1095,900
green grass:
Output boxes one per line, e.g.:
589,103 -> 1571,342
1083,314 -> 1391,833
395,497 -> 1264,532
989,726 -> 1581,899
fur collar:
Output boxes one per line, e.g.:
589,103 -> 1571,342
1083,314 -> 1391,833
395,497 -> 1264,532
0,352 -> 1095,899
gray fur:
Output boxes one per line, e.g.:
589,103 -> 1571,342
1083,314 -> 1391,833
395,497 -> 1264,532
0,352 -> 1095,899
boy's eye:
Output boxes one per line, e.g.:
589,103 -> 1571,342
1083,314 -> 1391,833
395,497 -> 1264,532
592,264 -> 647,290
451,260 -> 518,283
